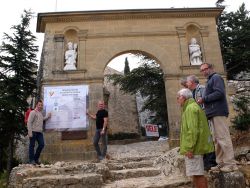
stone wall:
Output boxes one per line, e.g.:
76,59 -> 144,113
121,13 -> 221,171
227,80 -> 250,120
104,66 -> 139,134
228,80 -> 250,97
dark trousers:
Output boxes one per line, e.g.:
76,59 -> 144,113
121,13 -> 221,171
203,151 -> 217,171
29,132 -> 44,163
93,129 -> 108,158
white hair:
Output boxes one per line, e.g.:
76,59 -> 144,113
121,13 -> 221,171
187,75 -> 199,84
177,88 -> 193,99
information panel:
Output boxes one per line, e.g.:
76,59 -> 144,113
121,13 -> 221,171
44,85 -> 89,131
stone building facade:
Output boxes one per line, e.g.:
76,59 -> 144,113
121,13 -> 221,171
36,7 -> 226,162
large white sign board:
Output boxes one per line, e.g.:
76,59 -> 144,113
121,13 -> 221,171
44,85 -> 89,131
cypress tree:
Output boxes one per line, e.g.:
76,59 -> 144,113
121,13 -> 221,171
124,57 -> 130,75
0,10 -> 38,175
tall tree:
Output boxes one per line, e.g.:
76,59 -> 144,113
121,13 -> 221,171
124,57 -> 130,75
217,3 -> 250,79
0,10 -> 38,175
216,0 -> 225,7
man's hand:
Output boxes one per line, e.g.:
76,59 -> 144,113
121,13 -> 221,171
197,97 -> 204,104
101,129 -> 105,135
47,112 -> 52,118
185,151 -> 193,159
28,131 -> 33,138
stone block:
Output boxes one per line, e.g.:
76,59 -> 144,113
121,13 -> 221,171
208,171 -> 246,188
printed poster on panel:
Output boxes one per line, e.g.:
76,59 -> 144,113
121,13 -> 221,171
44,85 -> 89,131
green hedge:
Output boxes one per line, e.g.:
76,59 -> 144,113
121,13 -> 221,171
108,132 -> 140,140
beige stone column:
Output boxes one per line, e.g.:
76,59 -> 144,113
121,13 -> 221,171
54,34 -> 64,71
176,28 -> 189,66
87,81 -> 104,138
78,30 -> 88,70
164,75 -> 182,148
200,29 -> 209,63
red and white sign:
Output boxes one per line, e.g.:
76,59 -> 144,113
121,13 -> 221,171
145,124 -> 159,137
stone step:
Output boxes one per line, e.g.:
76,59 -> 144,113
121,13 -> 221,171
107,160 -> 154,170
14,162 -> 108,179
22,173 -> 103,188
103,175 -> 191,188
109,167 -> 161,181
109,155 -> 159,163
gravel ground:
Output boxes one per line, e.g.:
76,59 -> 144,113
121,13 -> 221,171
108,140 -> 169,159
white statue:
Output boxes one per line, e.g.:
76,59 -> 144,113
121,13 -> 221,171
63,42 -> 77,71
189,38 -> 202,65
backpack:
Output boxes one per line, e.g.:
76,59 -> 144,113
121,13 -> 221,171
24,108 -> 33,125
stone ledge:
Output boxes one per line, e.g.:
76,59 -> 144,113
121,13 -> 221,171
52,69 -> 87,74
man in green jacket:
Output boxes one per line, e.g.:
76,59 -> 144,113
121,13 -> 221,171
177,88 -> 214,188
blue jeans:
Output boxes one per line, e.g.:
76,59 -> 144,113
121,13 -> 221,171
93,129 -> 108,158
29,132 -> 44,163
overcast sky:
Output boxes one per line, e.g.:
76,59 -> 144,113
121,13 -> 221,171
0,0 -> 249,71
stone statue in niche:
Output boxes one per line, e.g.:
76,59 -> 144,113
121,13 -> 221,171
63,42 -> 77,71
189,37 -> 202,65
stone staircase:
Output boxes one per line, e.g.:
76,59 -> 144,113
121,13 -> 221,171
103,156 -> 191,188
10,140 -> 249,187
9,154 -> 191,188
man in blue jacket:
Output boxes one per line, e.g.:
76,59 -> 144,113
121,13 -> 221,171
197,63 -> 238,172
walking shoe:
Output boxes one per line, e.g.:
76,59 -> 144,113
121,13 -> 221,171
210,164 -> 223,171
98,156 -> 104,160
29,160 -> 36,165
220,165 -> 238,172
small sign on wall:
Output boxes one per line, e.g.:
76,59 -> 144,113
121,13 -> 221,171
145,124 -> 159,137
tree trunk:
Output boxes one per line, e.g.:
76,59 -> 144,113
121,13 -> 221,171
0,144 -> 3,172
6,133 -> 14,180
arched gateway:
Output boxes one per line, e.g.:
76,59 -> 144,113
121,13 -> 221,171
36,7 -> 225,162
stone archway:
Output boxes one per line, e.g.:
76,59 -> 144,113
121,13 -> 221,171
103,51 -> 168,139
37,8 -> 224,161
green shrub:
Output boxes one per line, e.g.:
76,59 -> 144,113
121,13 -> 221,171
232,96 -> 250,131
108,132 -> 140,140
0,171 -> 8,188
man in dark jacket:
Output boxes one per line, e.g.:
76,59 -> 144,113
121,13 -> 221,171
197,63 -> 238,172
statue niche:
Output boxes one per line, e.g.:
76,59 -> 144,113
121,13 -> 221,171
64,42 -> 78,71
188,37 -> 202,65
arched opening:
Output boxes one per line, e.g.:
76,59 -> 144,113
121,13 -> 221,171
103,51 -> 168,141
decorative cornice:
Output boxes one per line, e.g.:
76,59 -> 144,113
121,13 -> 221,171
176,24 -> 209,38
180,65 -> 200,70
42,77 -> 104,85
37,8 -> 224,33
87,31 -> 177,39
52,69 -> 87,74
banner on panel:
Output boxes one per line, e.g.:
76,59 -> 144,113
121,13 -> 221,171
44,85 -> 89,131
